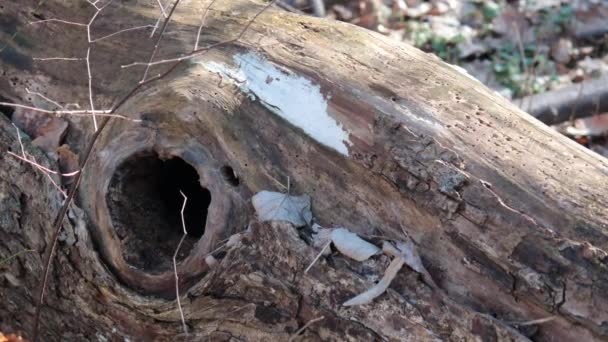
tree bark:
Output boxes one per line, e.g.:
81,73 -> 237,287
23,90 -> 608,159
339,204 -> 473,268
1,0 -> 607,341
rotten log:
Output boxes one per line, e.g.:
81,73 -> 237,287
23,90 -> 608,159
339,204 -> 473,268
1,0 -> 608,341
519,76 -> 608,125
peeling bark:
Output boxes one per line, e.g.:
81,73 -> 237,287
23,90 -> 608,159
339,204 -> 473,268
1,0 -> 608,341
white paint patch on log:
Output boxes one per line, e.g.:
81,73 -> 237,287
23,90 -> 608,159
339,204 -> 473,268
201,53 -> 352,155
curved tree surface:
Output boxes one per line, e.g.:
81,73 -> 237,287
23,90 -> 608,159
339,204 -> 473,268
0,1 -> 607,341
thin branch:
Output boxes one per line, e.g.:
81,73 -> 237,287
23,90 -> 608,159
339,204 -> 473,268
25,88 -> 80,110
90,25 -> 155,43
0,249 -> 35,268
87,11 -> 101,44
505,316 -> 557,327
156,0 -> 169,18
9,124 -> 73,198
202,239 -> 230,260
151,0 -> 172,37
86,0 -> 102,10
85,1 -> 115,130
33,57 -> 85,61
194,0 -> 218,50
0,0 -> 53,52
512,22 -> 529,86
14,124 -> 25,156
85,48 -> 98,131
123,0 -> 277,69
0,102 -> 139,121
7,152 -> 79,177
288,316 -> 325,341
304,241 -> 331,273
25,88 -> 64,109
40,166 -> 69,199
29,19 -> 87,26
174,191 -> 189,335
140,0 -> 183,83
570,82 -> 585,121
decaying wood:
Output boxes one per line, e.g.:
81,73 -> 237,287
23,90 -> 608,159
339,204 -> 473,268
520,76 -> 608,125
1,0 -> 608,341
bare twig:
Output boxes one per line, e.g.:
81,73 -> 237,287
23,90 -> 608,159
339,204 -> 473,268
86,1 -> 115,130
8,124 -> 75,198
304,241 -> 331,273
0,102 -> 139,121
25,88 -> 64,109
512,22 -> 529,97
194,0 -> 219,50
7,152 -> 79,178
155,0 -> 169,18
570,82 -> 585,121
29,19 -> 87,27
85,48 -> 98,131
122,0 -> 277,69
141,0 -> 183,83
29,1 -> 115,130
270,174 -> 290,192
150,0 -> 172,37
203,240 -> 229,259
0,103 -> 110,114
91,25 -> 155,43
174,191 -> 189,335
0,0 -> 50,52
505,316 -> 557,327
33,57 -> 85,61
0,249 -> 35,268
288,316 -> 325,341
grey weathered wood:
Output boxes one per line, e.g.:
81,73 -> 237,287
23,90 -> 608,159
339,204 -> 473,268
1,0 -> 607,340
520,76 -> 608,125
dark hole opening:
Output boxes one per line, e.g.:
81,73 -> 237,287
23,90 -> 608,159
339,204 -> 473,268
0,96 -> 15,120
220,165 -> 240,186
107,152 -> 211,273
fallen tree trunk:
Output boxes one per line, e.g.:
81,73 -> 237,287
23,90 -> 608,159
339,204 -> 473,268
519,76 -> 608,125
1,0 -> 608,341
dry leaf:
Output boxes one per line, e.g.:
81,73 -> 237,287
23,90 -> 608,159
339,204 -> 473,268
252,191 -> 312,227
12,108 -> 67,153
394,239 -> 426,274
0,332 -> 27,342
226,233 -> 243,248
343,256 -> 405,306
384,239 -> 437,289
562,113 -> 608,136
330,228 -> 380,262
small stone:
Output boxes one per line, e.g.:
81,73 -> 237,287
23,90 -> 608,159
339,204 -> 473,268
429,1 -> 450,16
3,272 -> 21,287
205,255 -> 218,268
406,2 -> 431,18
551,38 -> 573,64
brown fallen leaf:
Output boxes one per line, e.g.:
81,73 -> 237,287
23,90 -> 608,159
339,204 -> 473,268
0,332 -> 28,342
56,144 -> 80,187
32,118 -> 68,154
12,108 -> 67,153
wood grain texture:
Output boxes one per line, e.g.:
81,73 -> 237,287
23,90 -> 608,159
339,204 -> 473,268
1,0 -> 607,340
